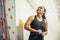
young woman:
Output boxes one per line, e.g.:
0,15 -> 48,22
24,6 -> 48,40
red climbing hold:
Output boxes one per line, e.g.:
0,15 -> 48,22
8,8 -> 11,11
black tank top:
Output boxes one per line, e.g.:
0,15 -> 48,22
29,15 -> 45,40
30,15 -> 45,32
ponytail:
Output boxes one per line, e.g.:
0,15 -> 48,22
42,13 -> 46,19
42,6 -> 46,19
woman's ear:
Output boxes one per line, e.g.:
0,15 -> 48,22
43,12 -> 45,14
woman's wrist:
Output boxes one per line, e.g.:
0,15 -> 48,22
42,32 -> 47,36
36,29 -> 42,34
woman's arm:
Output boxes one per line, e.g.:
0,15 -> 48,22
42,19 -> 48,36
24,16 -> 38,33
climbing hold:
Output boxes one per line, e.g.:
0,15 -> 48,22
8,8 -> 11,11
12,6 -> 14,8
8,26 -> 11,29
12,31 -> 15,34
1,36 -> 3,38
10,15 -> 13,19
18,19 -> 24,27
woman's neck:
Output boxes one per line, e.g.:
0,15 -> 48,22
36,15 -> 42,19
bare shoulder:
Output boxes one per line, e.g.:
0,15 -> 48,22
25,15 -> 35,24
28,16 -> 35,20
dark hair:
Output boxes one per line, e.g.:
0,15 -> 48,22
38,6 -> 46,19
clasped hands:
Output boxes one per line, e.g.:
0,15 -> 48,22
37,29 -> 45,36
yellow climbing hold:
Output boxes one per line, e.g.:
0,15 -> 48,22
18,19 -> 24,27
10,15 -> 13,19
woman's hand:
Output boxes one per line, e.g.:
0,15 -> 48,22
41,32 -> 45,36
41,32 -> 47,36
37,30 -> 47,36
37,29 -> 42,34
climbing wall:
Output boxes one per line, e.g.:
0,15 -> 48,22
0,0 -> 4,40
0,0 -> 16,40
4,0 -> 17,40
0,0 -> 10,40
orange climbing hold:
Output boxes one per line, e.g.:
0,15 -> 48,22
18,19 -> 24,27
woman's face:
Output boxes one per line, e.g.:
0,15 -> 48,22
37,6 -> 45,16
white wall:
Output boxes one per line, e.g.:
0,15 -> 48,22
15,0 -> 60,40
